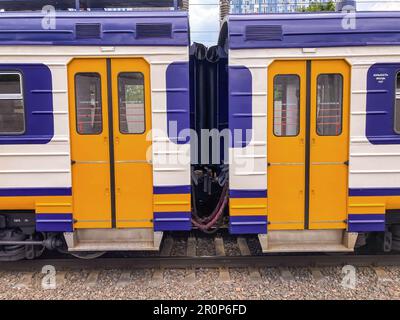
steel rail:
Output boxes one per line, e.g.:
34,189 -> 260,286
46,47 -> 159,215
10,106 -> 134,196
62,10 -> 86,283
0,254 -> 400,272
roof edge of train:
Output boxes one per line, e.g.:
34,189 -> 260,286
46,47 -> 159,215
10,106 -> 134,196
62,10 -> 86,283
0,10 -> 189,47
225,11 -> 400,50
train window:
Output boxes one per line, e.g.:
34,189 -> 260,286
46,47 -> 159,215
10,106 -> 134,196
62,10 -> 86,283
118,72 -> 145,134
316,74 -> 343,136
0,73 -> 25,135
75,73 -> 103,135
395,72 -> 400,134
273,75 -> 300,137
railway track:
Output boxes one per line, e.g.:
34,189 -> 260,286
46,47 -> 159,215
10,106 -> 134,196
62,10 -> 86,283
1,235 -> 399,271
1,235 -> 400,290
1,254 -> 400,271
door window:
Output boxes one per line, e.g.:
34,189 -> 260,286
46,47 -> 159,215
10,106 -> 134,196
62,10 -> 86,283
316,74 -> 343,136
75,73 -> 103,135
118,72 -> 145,134
273,75 -> 300,137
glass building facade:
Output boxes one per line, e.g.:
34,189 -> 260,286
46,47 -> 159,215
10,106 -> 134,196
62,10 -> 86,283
230,0 -> 332,14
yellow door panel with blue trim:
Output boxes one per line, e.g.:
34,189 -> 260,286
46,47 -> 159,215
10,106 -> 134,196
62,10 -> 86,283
267,59 -> 350,231
68,59 -> 112,229
68,58 -> 153,229
309,60 -> 350,229
267,60 -> 307,230
111,58 -> 153,228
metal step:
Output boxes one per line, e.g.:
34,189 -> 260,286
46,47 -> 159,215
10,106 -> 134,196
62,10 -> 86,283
64,229 -> 163,252
258,230 -> 358,253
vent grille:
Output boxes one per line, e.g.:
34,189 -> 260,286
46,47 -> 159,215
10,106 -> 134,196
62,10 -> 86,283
245,25 -> 283,41
136,23 -> 172,39
76,23 -> 101,39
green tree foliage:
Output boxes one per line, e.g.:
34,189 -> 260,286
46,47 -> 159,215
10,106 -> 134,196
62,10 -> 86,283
298,1 -> 336,12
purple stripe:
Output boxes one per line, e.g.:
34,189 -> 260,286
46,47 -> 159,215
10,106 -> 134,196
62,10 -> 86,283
229,12 -> 400,50
349,188 -> 400,197
0,188 -> 72,197
153,185 -> 191,195
229,65 -> 252,148
153,212 -> 191,231
229,189 -> 267,198
36,213 -> 73,232
166,62 -> 190,144
0,11 -> 188,47
348,214 -> 385,232
229,216 -> 267,235
366,63 -> 400,145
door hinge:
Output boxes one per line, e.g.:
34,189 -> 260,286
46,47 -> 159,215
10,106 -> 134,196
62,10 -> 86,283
344,161 -> 349,166
71,160 -> 76,166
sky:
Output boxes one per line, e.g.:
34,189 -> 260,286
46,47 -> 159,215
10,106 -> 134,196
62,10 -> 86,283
189,0 -> 220,47
189,0 -> 400,47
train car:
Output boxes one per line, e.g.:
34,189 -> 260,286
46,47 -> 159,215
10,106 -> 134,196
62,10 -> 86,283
3,7 -> 400,261
219,12 -> 400,253
0,8 -> 192,260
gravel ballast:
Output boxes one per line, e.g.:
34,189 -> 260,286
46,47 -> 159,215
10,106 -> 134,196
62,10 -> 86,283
1,265 -> 400,300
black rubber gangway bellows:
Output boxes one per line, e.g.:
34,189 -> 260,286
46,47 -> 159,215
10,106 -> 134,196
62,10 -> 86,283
0,0 -> 186,11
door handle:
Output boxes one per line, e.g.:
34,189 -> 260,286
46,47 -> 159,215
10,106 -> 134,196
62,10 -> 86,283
300,138 -> 304,145
115,137 -> 120,144
105,188 -> 110,196
103,136 -> 108,143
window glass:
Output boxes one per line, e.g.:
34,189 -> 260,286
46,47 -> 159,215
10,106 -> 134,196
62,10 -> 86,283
75,73 -> 102,135
395,72 -> 400,134
0,73 -> 25,134
118,72 -> 145,134
273,75 -> 300,137
317,74 -> 343,136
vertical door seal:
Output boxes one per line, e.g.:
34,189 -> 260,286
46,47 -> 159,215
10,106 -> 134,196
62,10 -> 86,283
107,58 -> 117,229
304,60 -> 312,230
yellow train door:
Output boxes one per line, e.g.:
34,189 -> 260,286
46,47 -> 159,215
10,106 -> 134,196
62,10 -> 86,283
68,58 -> 153,230
267,60 -> 350,231
111,59 -> 153,229
309,60 -> 350,229
267,60 -> 307,230
68,59 -> 112,229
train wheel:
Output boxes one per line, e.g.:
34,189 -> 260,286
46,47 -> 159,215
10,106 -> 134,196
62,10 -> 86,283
68,251 -> 106,260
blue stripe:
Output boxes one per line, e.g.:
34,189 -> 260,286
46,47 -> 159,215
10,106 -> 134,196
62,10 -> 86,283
366,63 -> 400,145
153,185 -> 191,195
166,62 -> 190,144
0,11 -> 188,47
348,214 -> 385,232
36,213 -> 73,232
153,212 -> 191,231
0,188 -> 72,197
229,189 -> 267,198
229,65 -> 253,148
229,12 -> 400,50
349,188 -> 400,197
229,216 -> 268,235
